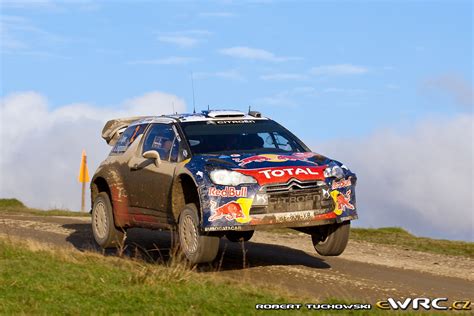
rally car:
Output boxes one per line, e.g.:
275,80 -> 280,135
91,110 -> 357,264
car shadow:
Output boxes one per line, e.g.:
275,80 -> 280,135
63,223 -> 330,271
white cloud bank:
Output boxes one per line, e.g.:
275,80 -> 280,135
219,46 -> 300,62
313,114 -> 473,241
0,91 -> 186,211
310,64 -> 369,75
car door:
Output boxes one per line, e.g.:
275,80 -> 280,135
126,123 -> 179,213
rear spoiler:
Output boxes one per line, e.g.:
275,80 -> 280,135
101,116 -> 147,146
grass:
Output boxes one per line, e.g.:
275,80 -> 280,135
0,237 -> 421,315
350,227 -> 474,258
0,237 -> 292,315
0,198 -> 89,217
273,227 -> 473,259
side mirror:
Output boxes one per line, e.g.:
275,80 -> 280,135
143,150 -> 161,167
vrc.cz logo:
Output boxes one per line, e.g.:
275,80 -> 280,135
376,298 -> 471,311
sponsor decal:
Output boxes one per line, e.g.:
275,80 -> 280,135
208,186 -> 248,197
237,166 -> 326,185
250,210 -> 336,225
331,189 -> 354,215
204,226 -> 243,231
207,120 -> 256,125
269,194 -> 320,205
331,179 -> 351,190
237,153 -> 317,166
272,211 -> 315,223
208,198 -> 252,223
376,298 -> 471,311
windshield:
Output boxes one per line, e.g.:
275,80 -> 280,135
181,120 -> 309,155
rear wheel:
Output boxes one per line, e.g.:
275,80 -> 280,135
226,230 -> 254,242
178,204 -> 220,264
311,221 -> 350,256
91,192 -> 124,248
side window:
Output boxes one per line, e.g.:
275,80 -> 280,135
142,124 -> 176,161
170,139 -> 179,162
111,124 -> 147,154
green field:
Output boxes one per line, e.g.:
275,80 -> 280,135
1,237 -> 418,315
0,198 -> 461,315
350,227 -> 473,258
0,237 -> 294,315
0,198 -> 89,217
269,227 -> 473,259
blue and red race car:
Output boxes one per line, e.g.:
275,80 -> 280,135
91,110 -> 357,264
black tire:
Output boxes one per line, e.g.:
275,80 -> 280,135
226,230 -> 254,242
91,192 -> 124,249
311,221 -> 350,256
178,203 -> 220,264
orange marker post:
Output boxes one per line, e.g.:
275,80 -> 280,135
78,150 -> 90,212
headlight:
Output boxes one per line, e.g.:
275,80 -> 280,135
324,165 -> 344,179
209,169 -> 257,186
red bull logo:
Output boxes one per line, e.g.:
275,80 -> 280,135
237,153 -> 316,166
208,186 -> 248,197
209,201 -> 244,221
330,189 -> 354,215
331,179 -> 351,190
208,198 -> 253,223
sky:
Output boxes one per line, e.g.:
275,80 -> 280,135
1,0 -> 473,241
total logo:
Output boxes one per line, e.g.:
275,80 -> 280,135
237,166 -> 326,185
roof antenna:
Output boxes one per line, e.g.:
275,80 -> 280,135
248,105 -> 251,114
191,71 -> 196,114
207,104 -> 210,111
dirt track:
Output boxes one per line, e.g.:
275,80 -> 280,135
1,212 -> 472,302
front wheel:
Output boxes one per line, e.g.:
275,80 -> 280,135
178,204 -> 220,264
311,221 -> 350,256
91,192 -> 124,248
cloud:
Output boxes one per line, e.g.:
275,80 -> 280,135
219,46 -> 300,62
423,74 -> 473,110
323,88 -> 367,94
259,73 -> 308,81
255,87 -> 317,107
199,12 -> 235,18
194,69 -> 244,81
128,56 -> 199,65
1,14 -> 69,56
310,64 -> 369,75
0,91 -> 186,211
0,0 -> 57,10
314,114 -> 473,241
158,35 -> 199,47
156,30 -> 211,48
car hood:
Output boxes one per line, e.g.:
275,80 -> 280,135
197,152 -> 334,169
185,152 -> 355,186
